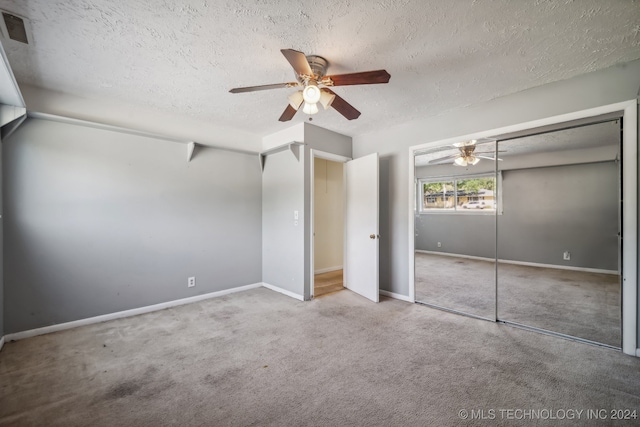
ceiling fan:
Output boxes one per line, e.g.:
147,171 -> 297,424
229,49 -> 391,122
428,139 -> 503,166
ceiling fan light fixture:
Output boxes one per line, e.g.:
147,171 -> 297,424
288,91 -> 304,110
302,82 -> 321,104
453,155 -> 480,167
319,90 -> 335,110
302,102 -> 319,115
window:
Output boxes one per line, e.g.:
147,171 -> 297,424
419,173 -> 501,213
422,180 -> 455,210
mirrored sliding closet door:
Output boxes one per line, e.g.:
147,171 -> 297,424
414,140 -> 498,320
496,121 -> 622,348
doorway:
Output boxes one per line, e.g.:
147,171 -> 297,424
312,155 -> 345,297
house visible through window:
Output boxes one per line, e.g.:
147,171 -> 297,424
419,174 -> 500,213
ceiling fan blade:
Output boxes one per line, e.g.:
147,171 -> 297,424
473,151 -> 506,155
325,70 -> 391,86
428,154 -> 460,164
281,49 -> 313,76
229,82 -> 298,93
278,104 -> 298,122
477,156 -> 503,161
323,89 -> 361,120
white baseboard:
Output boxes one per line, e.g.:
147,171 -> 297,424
379,290 -> 413,303
498,258 -> 617,275
4,283 -> 263,342
0,336 -> 4,352
314,266 -> 343,274
415,250 -> 618,275
416,250 -> 490,262
261,282 -> 305,301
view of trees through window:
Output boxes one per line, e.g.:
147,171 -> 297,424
422,176 -> 496,211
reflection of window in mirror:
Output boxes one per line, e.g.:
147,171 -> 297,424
421,180 -> 454,210
418,173 -> 502,214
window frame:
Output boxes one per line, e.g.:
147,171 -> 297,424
418,171 -> 503,215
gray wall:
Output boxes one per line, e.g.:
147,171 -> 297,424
3,118 -> 262,333
353,59 -> 640,299
0,139 -> 3,337
303,123 -> 353,159
260,122 -> 352,300
416,162 -> 619,271
499,162 -> 618,270
416,214 -> 495,259
262,146 -> 306,297
261,123 -> 352,300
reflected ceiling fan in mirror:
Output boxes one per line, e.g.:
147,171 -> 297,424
428,139 -> 503,166
229,49 -> 391,122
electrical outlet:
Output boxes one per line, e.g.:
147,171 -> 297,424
437,242 -> 442,248
563,251 -> 571,261
188,277 -> 196,287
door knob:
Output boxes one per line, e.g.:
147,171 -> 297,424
370,234 -> 379,239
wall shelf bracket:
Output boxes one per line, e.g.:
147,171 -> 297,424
259,141 -> 304,171
187,142 -> 196,162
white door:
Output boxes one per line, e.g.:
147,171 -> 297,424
345,152 -> 379,302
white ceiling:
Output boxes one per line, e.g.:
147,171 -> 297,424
0,0 -> 639,140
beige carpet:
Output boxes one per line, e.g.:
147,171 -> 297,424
2,287 -> 639,426
415,252 -> 620,347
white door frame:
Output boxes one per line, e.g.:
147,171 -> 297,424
408,100 -> 638,356
309,149 -> 352,298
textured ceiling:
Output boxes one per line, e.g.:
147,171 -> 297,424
0,0 -> 639,140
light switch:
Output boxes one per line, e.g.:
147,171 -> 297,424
294,210 -> 299,220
